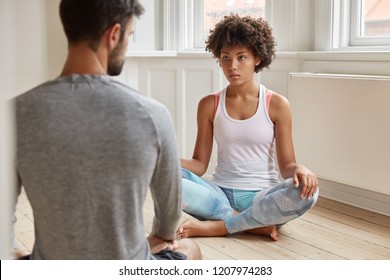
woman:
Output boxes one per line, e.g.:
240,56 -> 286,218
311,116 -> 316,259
178,14 -> 319,241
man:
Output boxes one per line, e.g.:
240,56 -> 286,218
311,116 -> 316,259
14,0 -> 201,260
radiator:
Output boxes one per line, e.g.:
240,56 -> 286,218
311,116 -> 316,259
288,73 -> 390,196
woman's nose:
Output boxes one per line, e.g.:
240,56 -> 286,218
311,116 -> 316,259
229,59 -> 238,70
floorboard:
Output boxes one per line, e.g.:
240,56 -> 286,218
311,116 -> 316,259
14,190 -> 390,260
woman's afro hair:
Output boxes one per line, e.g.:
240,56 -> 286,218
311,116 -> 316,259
205,14 -> 276,72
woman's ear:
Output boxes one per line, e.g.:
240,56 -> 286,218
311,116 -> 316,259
255,58 -> 261,66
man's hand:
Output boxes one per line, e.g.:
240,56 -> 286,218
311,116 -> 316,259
147,235 -> 178,254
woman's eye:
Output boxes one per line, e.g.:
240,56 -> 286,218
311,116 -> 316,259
239,56 -> 246,60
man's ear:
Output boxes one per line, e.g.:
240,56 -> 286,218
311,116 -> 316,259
104,23 -> 122,51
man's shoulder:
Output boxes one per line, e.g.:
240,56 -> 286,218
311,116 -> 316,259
15,75 -> 170,119
112,81 -> 168,114
16,80 -> 56,100
100,79 -> 172,127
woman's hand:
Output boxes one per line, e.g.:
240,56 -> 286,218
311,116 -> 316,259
292,164 -> 318,200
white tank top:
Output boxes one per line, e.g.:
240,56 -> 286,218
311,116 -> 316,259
210,84 -> 280,190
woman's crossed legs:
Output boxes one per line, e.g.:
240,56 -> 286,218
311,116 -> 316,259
177,169 -> 318,241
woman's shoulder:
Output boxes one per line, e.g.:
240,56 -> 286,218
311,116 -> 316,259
267,90 -> 291,121
268,90 -> 290,108
197,91 -> 222,121
199,91 -> 221,107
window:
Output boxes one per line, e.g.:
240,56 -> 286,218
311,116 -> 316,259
194,0 -> 266,48
317,0 -> 390,51
349,0 -> 390,48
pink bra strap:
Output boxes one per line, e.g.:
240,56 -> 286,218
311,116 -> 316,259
213,91 -> 221,119
266,90 -> 272,112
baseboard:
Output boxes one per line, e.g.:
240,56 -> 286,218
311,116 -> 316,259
318,178 -> 390,216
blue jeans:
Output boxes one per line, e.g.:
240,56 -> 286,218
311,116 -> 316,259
181,168 -> 319,234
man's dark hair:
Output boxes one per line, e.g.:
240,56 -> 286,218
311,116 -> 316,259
206,14 -> 276,73
60,0 -> 144,51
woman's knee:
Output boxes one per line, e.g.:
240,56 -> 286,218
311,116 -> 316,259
308,187 -> 319,208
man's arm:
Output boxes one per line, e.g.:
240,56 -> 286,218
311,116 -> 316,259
149,105 -> 182,241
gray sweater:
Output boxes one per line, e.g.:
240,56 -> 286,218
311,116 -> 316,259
15,75 -> 182,259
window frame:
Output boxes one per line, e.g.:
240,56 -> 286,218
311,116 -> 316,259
127,0 -> 390,54
194,0 -> 205,49
191,0 -> 269,50
328,0 -> 390,51
349,0 -> 390,47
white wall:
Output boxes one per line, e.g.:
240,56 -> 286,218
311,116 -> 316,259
2,0 -> 66,98
0,0 -> 66,259
0,0 -> 14,259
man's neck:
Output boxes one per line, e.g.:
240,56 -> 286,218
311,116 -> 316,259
61,43 -> 107,76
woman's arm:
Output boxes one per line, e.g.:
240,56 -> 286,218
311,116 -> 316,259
269,92 -> 318,199
181,94 -> 215,177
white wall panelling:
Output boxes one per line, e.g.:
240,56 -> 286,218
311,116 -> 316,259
131,56 -> 224,173
289,72 -> 390,195
289,72 -> 390,215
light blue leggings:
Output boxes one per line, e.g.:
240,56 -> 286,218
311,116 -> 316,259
181,168 -> 319,234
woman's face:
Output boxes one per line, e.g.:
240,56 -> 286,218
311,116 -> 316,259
219,45 -> 260,86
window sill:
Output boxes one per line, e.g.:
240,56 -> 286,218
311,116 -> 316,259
125,49 -> 390,62
126,51 -> 178,57
294,50 -> 390,62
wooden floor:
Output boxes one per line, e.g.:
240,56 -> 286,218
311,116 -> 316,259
15,189 -> 390,260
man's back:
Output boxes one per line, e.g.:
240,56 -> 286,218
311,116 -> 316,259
16,75 -> 181,259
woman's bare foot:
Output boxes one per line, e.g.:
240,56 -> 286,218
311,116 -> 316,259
176,219 -> 280,241
13,248 -> 31,259
246,225 -> 280,241
176,219 -> 228,238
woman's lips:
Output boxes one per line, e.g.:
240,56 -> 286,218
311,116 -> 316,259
229,73 -> 240,79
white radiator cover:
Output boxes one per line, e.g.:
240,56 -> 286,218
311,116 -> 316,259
288,73 -> 390,198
